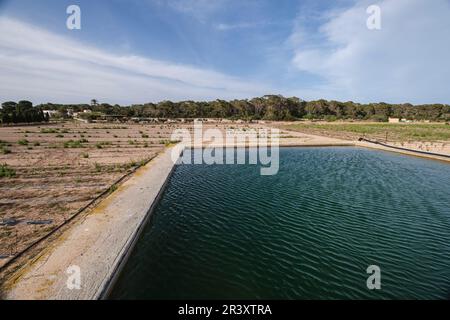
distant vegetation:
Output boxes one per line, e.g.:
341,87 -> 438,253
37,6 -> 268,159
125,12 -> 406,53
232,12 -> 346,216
2,96 -> 450,123
1,101 -> 49,124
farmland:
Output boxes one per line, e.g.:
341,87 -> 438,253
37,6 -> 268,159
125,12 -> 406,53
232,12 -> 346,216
0,122 -> 176,264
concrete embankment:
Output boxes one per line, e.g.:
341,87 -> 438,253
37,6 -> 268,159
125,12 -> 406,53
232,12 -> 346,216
355,140 -> 450,163
3,146 -> 181,300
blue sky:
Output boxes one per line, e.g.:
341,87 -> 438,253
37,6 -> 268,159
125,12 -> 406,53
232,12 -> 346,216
1,0 -> 450,104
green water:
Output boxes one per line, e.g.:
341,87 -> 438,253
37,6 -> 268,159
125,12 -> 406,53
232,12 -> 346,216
110,147 -> 450,299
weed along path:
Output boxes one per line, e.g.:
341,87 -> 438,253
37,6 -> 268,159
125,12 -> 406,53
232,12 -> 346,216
2,146 -> 181,300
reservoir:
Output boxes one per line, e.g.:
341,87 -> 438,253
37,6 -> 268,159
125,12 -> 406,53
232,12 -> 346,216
110,147 -> 450,299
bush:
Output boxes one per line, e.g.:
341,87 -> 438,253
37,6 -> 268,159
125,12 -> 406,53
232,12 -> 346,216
64,140 -> 84,148
18,139 -> 29,146
0,164 -> 16,178
324,115 -> 338,122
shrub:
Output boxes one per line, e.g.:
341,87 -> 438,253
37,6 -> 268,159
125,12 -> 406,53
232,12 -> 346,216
18,139 -> 29,146
64,140 -> 84,148
324,115 -> 338,122
0,164 -> 16,178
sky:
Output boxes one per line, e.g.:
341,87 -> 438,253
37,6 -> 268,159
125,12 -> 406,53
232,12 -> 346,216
0,0 -> 449,105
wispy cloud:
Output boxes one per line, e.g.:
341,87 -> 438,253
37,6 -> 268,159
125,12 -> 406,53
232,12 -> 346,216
215,22 -> 260,31
0,17 -> 270,104
290,0 -> 450,104
166,0 -> 227,22
215,20 -> 283,31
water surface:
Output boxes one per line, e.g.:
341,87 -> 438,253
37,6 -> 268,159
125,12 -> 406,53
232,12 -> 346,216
111,147 -> 450,299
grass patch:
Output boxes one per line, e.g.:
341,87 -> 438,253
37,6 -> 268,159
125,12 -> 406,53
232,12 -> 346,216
0,164 -> 16,178
159,139 -> 181,146
108,184 -> 118,193
283,123 -> 450,142
64,140 -> 85,148
40,128 -> 58,134
18,139 -> 29,146
95,141 -> 111,149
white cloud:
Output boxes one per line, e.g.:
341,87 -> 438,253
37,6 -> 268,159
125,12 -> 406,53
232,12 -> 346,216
290,0 -> 450,104
0,17 -> 269,104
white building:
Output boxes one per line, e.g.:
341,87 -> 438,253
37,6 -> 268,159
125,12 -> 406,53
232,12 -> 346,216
43,110 -> 59,117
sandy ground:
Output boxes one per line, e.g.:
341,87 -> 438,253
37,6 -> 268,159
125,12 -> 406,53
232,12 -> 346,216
0,122 -> 173,265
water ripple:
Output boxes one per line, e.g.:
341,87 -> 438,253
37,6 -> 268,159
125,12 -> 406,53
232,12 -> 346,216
111,147 -> 450,300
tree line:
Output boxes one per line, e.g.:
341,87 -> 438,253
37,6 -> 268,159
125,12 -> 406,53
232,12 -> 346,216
2,96 -> 450,123
1,101 -> 49,124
